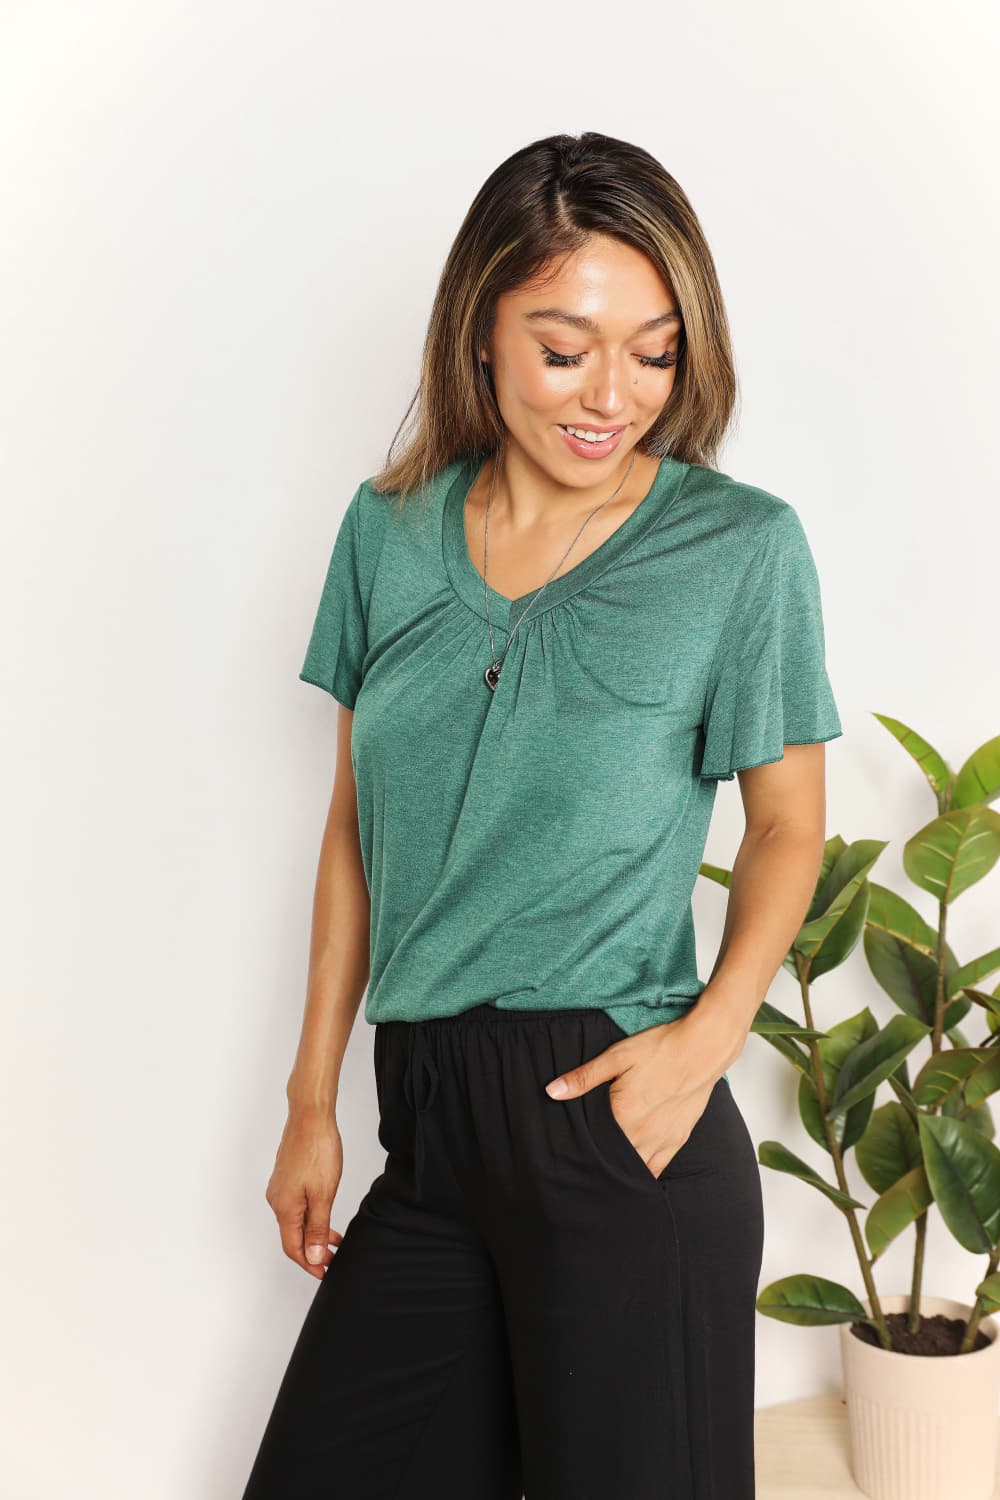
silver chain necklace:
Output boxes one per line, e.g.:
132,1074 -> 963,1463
478,441 -> 639,691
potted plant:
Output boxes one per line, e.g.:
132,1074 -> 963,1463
700,722 -> 1000,1500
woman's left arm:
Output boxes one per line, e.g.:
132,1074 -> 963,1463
681,739 -> 830,1080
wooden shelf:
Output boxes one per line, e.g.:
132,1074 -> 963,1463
755,1395 -> 1000,1499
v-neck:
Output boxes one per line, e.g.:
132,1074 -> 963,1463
442,450 -> 689,628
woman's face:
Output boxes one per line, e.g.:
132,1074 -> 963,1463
481,234 -> 682,484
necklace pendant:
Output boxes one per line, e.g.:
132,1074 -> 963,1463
484,661 -> 502,691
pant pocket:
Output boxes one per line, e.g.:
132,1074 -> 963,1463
596,1074 -> 730,1186
593,1076 -> 667,1186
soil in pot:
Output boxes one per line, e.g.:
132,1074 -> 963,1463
849,1312 -> 992,1355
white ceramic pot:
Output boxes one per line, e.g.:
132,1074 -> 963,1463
839,1293 -> 1000,1500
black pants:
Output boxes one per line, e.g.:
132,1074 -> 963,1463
240,1004 -> 765,1500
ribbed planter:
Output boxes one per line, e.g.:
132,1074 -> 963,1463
839,1293 -> 1000,1500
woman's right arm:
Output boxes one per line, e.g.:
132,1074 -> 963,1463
265,704 -> 371,1279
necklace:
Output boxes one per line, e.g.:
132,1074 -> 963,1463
478,441 -> 639,691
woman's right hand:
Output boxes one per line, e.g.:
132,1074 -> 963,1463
264,1107 -> 346,1279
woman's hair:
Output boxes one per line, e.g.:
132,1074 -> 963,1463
372,131 -> 738,503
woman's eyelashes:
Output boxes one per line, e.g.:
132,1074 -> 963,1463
540,345 -> 678,370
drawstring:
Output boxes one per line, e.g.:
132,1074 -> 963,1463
401,1024 -> 440,1196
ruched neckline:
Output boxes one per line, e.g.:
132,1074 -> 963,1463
442,450 -> 689,628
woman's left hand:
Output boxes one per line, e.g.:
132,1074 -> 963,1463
543,998 -> 746,1178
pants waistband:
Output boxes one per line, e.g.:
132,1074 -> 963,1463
378,1002 -> 605,1031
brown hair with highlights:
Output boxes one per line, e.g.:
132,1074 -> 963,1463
373,131 -> 738,506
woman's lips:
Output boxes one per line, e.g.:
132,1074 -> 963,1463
556,424 -> 626,459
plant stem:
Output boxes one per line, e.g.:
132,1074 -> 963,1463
907,897 -> 950,1334
932,897 -> 948,1055
959,1247 -> 1000,1355
798,956 -> 892,1348
907,1215 -> 927,1335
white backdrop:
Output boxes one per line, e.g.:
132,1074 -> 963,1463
3,2 -> 998,1495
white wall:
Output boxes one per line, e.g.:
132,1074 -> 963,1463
3,2 -> 997,1495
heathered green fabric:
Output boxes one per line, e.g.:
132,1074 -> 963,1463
300,451 -> 842,1062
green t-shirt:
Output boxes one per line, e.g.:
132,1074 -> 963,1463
300,451 -> 842,1056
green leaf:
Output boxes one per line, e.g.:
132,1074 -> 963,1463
975,1272 -> 1000,1313
756,1274 -> 868,1326
963,1050 -> 1000,1112
697,862 -> 731,888
803,881 -> 872,982
808,839 -> 884,928
862,883 -> 965,1026
760,1031 -> 815,1075
903,806 -> 1000,903
885,1072 -> 920,1117
911,1048 -> 997,1110
829,1015 -> 931,1119
960,986 -> 1000,1024
855,1101 -> 922,1193
750,1000 -> 827,1040
952,735 -> 1000,811
797,841 -> 886,960
916,1114 -> 1000,1253
965,1101 -> 998,1141
865,1165 -> 933,1259
862,924 -> 965,1029
800,1072 -> 875,1155
864,882 -> 945,957
872,713 -> 952,799
949,949 -> 1000,999
797,1009 -> 878,1154
757,1141 -> 865,1209
803,835 -> 850,922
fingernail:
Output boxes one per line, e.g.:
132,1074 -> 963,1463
546,1078 -> 569,1098
306,1244 -> 324,1263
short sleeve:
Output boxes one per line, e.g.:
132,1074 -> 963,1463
698,506 -> 843,781
299,483 -> 367,709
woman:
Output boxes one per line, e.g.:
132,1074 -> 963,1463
241,131 -> 842,1499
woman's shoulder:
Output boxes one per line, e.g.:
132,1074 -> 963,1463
359,453 -> 469,506
675,459 -> 817,567
680,458 -> 799,528
350,453 -> 469,536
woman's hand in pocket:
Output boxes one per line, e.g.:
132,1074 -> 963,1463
265,1106 -> 346,1279
544,1005 -> 737,1179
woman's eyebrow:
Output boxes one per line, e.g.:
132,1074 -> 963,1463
522,308 -> 682,334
